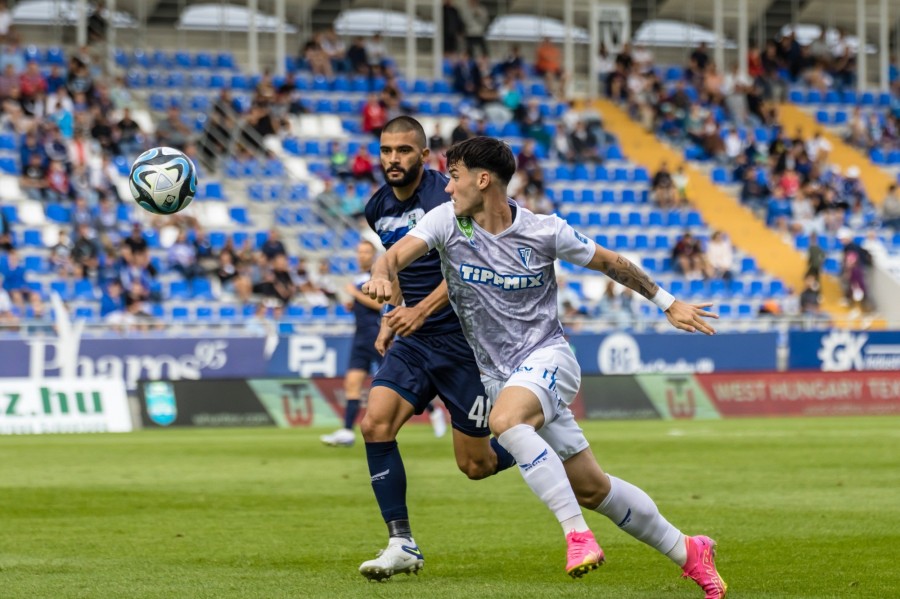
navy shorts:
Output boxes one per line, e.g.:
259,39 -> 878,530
372,331 -> 490,437
348,329 -> 382,373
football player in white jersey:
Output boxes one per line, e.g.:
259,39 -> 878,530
364,137 -> 727,597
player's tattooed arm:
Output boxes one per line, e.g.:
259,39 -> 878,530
586,245 -> 659,301
599,255 -> 660,301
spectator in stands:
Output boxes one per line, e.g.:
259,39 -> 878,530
215,249 -> 252,303
2,249 -> 28,307
380,72 -> 408,116
45,160 -> 72,202
0,277 -> 15,327
100,279 -> 126,319
805,234 -> 826,281
311,261 -> 340,306
0,208 -> 12,252
428,123 -> 446,153
881,184 -> 900,230
672,231 -> 712,279
351,145 -> 377,183
50,229 -> 75,277
496,45 -> 525,81
364,33 -> 390,75
314,178 -> 343,219
20,152 -> 48,201
443,0 -> 464,57
168,230 -> 202,281
557,275 -> 586,322
687,41 -> 709,85
842,166 -> 867,205
253,253 -> 294,305
461,0 -> 490,58
568,121 -> 600,164
535,37 -> 564,98
0,1 -> 12,45
651,161 -> 678,209
452,52 -> 480,97
798,275 -> 823,325
320,27 -> 347,73
19,60 -> 47,106
673,164 -> 690,203
71,223 -> 99,277
596,282 -> 636,329
347,37 -> 369,76
303,33 -> 334,78
706,231 -> 734,281
451,115 -> 475,144
155,105 -> 191,150
260,228 -> 286,261
361,93 -> 387,137
115,107 -> 144,157
328,141 -> 352,180
838,228 -> 872,312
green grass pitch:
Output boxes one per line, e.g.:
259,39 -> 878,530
1,416 -> 898,598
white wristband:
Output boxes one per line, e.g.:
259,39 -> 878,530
651,288 -> 676,311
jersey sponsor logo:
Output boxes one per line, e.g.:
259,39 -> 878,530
519,448 -> 549,472
459,263 -> 543,290
573,229 -> 590,244
517,247 -> 533,269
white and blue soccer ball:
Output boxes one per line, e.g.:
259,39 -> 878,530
128,146 -> 197,215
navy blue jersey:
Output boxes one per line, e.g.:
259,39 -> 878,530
365,169 -> 461,336
351,273 -> 381,335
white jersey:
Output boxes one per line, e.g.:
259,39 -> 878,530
409,202 -> 595,379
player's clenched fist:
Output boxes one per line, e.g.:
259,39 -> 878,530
363,277 -> 393,303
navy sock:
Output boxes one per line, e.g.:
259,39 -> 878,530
343,399 -> 361,430
365,440 -> 409,525
490,437 -> 516,474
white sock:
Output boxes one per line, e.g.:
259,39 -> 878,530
595,475 -> 686,565
498,424 -> 584,527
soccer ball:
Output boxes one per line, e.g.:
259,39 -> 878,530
128,147 -> 197,214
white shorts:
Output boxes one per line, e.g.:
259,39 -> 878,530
481,343 -> 589,461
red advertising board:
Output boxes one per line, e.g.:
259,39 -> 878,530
696,372 -> 900,417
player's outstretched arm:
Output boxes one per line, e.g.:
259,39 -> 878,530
585,244 -> 718,335
363,235 -> 430,302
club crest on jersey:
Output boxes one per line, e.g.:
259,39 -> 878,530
517,247 -> 533,269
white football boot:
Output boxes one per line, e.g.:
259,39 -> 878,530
359,537 -> 424,581
429,407 -> 447,438
319,428 -> 355,447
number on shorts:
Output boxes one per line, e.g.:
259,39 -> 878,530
467,394 -> 492,429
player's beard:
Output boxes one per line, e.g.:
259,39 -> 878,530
383,157 -> 423,188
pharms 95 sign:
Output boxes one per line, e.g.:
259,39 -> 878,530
0,378 -> 131,434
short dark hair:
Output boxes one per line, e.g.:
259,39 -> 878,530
446,136 -> 516,186
382,116 -> 427,149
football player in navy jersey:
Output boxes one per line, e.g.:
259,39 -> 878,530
319,239 -> 446,447
356,117 -> 516,580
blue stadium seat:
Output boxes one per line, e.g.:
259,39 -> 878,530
648,212 -> 664,227
666,212 -> 683,227
45,203 -> 70,223
209,231 -> 227,250
201,182 -> 223,200
565,212 -> 582,227
219,305 -> 238,320
669,280 -> 684,295
191,278 -> 215,300
196,306 -> 213,320
741,257 -> 757,273
641,257 -> 658,272
168,281 -> 190,300
653,234 -> 670,250
587,212 -> 602,227
560,189 -> 576,204
229,207 -> 249,225
606,212 -> 622,226
718,304 -> 732,318
171,306 -> 190,321
614,234 -> 629,249
768,280 -> 785,297
737,304 -> 753,318
74,306 -> 96,320
74,279 -> 96,300
627,212 -> 643,226
580,189 -> 595,203
23,255 -> 45,273
23,229 -> 42,246
594,165 -> 608,181
788,90 -> 804,104
815,110 -> 829,124
620,189 -> 637,204
729,280 -> 745,296
633,234 -> 649,250
600,189 -> 616,204
216,53 -> 235,70
686,211 -> 703,227
554,165 -> 572,181
711,167 -> 729,184
572,164 -> 590,181
605,146 -> 624,160
0,155 -> 19,174
633,167 -> 649,183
